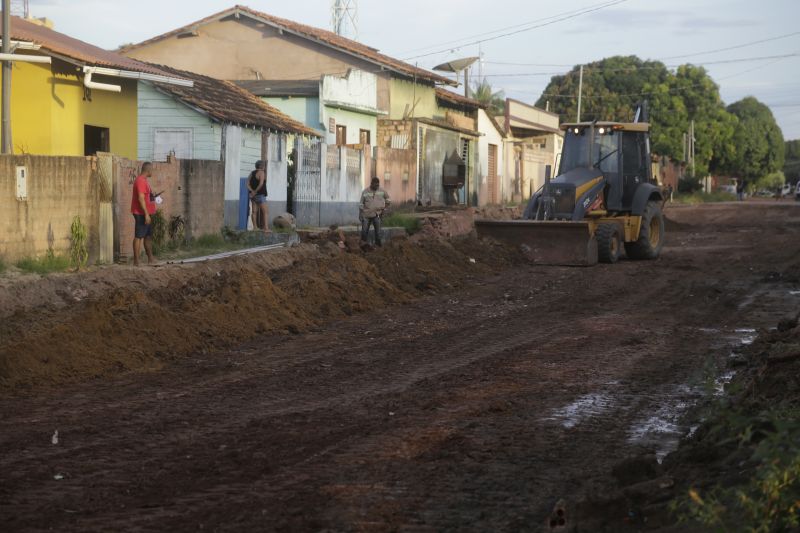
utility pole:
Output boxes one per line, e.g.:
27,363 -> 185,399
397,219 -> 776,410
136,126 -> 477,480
690,120 -> 695,177
576,65 -> 583,122
2,0 -> 11,154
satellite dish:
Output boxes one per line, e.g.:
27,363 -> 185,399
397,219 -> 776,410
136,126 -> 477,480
433,56 -> 479,73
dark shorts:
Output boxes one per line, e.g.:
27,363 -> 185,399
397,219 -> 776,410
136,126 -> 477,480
252,194 -> 267,205
133,214 -> 153,239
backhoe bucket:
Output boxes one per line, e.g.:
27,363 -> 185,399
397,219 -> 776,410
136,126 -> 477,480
475,219 -> 598,266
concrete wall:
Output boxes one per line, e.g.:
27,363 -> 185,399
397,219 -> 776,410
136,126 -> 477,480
1,60 -> 137,159
320,145 -> 363,225
389,78 -> 438,120
373,146 -> 417,205
0,155 -> 111,263
477,109 -> 505,206
111,155 -> 225,260
137,81 -> 223,162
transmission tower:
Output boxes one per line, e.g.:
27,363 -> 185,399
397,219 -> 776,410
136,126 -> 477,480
10,0 -> 30,18
330,0 -> 358,41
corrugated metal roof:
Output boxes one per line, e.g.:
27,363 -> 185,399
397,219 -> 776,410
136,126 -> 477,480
121,5 -> 456,86
2,16 -> 171,76
148,65 -> 320,136
234,79 -> 320,98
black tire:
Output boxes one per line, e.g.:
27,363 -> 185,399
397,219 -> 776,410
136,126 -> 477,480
596,223 -> 622,264
625,200 -> 665,260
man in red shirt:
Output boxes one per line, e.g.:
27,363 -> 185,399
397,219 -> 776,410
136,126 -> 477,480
131,162 -> 156,266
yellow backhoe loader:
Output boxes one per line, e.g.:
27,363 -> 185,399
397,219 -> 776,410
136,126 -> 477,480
476,106 -> 665,265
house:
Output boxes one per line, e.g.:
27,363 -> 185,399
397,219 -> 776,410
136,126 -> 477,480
236,68 -> 383,147
118,5 -> 454,121
0,16 -> 191,159
136,64 -> 318,227
498,99 -> 563,203
119,5 -> 459,206
477,109 -> 506,206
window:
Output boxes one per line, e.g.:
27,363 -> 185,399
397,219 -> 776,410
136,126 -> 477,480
84,125 -> 109,156
336,125 -> 347,146
359,129 -> 371,146
153,128 -> 193,162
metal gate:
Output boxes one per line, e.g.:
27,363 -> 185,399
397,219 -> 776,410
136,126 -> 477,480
293,138 -> 322,227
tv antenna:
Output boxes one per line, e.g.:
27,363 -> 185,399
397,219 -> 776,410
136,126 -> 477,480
331,0 -> 358,41
10,0 -> 29,18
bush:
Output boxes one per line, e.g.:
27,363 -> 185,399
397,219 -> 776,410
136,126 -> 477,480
675,191 -> 737,204
16,254 -> 71,274
382,213 -> 422,235
755,170 -> 786,191
69,215 -> 89,269
678,176 -> 703,193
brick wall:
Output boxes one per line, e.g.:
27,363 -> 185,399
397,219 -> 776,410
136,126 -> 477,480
0,155 -> 108,263
377,119 -> 415,149
112,155 -> 225,260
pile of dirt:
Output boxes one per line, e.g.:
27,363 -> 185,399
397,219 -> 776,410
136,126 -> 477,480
0,235 -> 525,391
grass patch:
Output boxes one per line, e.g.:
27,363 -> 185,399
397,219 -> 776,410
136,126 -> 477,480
154,232 -> 252,260
674,191 -> 737,205
383,213 -> 423,235
16,254 -> 71,274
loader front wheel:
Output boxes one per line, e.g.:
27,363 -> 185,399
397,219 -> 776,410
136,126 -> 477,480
625,201 -> 665,260
597,223 -> 621,264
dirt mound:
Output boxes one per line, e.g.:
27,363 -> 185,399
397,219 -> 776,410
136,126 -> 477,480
0,236 -> 524,391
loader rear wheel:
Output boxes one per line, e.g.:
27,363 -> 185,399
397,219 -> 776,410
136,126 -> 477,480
625,200 -> 665,260
597,223 -> 621,264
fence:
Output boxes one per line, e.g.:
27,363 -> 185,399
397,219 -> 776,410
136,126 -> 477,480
0,155 -> 112,264
293,140 -> 368,227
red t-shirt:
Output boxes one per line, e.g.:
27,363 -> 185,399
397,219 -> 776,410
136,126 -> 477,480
130,175 -> 155,215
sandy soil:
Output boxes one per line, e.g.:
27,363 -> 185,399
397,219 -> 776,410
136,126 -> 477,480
1,202 -> 800,531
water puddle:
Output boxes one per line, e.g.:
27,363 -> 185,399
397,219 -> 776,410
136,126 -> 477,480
547,392 -> 615,429
627,384 -> 703,462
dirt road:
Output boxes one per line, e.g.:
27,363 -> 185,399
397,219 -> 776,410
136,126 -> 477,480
2,202 -> 800,532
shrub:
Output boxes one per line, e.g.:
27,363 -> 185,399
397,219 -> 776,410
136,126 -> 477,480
382,213 -> 422,235
69,215 -> 89,269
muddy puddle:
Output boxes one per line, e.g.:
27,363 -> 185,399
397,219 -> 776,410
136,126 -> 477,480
544,326 -> 760,462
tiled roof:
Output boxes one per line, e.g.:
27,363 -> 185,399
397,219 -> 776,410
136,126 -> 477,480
147,65 -> 320,136
234,79 -> 320,98
121,5 -> 456,86
2,16 -> 170,76
435,88 -> 485,110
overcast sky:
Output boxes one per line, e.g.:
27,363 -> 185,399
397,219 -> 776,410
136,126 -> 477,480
26,0 -> 800,139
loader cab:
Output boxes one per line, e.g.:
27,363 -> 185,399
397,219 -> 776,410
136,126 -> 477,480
559,122 -> 652,212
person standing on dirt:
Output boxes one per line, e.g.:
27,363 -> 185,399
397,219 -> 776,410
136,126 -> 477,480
248,160 -> 270,234
360,177 -> 391,246
736,179 -> 746,201
131,162 -> 156,266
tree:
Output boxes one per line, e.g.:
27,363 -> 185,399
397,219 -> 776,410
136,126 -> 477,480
722,97 -> 785,182
783,140 -> 800,183
535,56 -> 735,177
472,79 -> 505,116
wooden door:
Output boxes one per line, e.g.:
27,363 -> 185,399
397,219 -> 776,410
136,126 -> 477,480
488,143 -> 498,204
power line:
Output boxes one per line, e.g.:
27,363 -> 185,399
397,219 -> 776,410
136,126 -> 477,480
658,30 -> 800,60
402,0 -> 629,61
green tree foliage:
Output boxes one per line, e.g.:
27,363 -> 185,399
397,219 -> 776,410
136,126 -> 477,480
472,79 -> 506,116
782,140 -> 800,183
723,97 -> 785,182
535,56 -> 737,177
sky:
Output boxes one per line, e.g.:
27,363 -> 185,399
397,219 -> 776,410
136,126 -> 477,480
24,0 -> 800,139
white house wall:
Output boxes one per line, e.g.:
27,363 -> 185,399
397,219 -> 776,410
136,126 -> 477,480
477,109 -> 505,206
320,69 -> 380,146
137,81 -> 222,162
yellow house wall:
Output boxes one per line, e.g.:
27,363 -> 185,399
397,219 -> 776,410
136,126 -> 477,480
0,61 -> 137,159
389,78 -> 438,120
